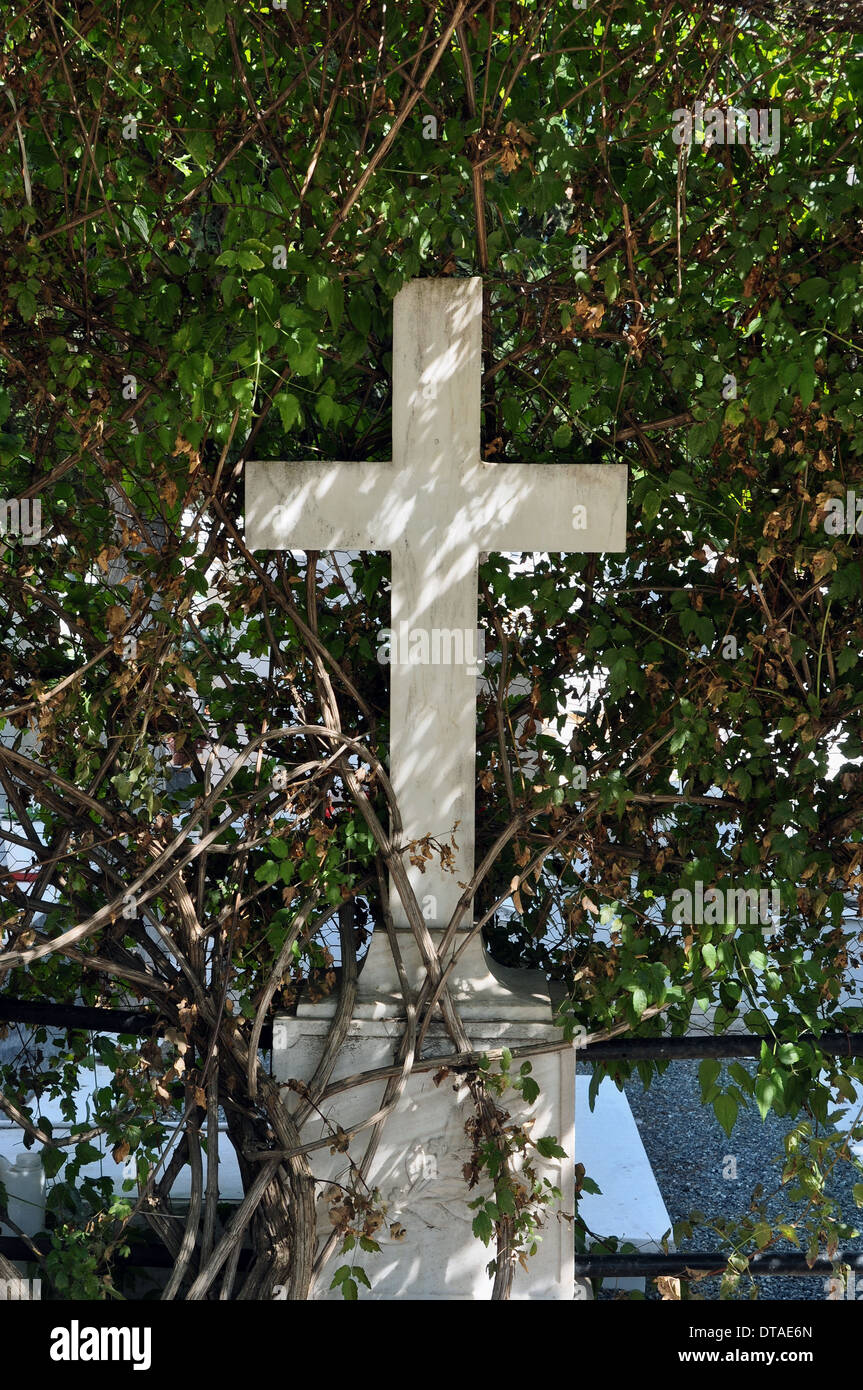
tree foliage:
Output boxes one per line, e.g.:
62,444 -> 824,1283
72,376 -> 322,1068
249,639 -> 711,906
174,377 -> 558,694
1,0 -> 863,1298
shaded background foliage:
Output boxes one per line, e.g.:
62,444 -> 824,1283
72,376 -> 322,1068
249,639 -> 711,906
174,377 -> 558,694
1,0 -> 863,1295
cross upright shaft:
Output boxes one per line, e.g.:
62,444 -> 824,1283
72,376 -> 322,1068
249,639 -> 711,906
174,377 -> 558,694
245,277 -> 626,934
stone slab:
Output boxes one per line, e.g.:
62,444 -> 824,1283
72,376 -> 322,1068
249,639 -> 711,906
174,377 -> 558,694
274,1014 -> 575,1299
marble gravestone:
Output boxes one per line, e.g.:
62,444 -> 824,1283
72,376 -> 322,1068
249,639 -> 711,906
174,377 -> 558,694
245,277 -> 627,1299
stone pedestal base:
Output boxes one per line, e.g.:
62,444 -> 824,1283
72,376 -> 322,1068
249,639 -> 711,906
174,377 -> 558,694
273,1009 -> 575,1300
306,927 -> 559,1022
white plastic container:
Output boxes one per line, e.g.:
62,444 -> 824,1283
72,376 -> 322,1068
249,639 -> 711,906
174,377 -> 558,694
0,1150 -> 46,1237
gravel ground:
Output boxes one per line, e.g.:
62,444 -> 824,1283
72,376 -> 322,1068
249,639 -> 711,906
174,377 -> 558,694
581,1058 -> 863,1302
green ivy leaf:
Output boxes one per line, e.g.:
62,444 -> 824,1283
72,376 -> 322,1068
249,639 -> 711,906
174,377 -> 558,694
42,1147 -> 66,1180
535,1137 -> 567,1159
274,392 -> 302,432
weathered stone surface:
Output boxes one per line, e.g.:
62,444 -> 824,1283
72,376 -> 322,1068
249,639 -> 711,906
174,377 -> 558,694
246,277 -> 628,1299
246,277 -> 626,935
274,1017 -> 575,1300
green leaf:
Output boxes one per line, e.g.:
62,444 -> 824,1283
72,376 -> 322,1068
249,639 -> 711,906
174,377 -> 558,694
17,290 -> 37,321
796,277 -> 830,304
324,277 -> 344,329
496,1185 -> 516,1216
798,361 -> 816,410
204,0 -> 226,33
536,1136 -> 567,1159
306,273 -> 330,311
221,274 -> 239,306
248,273 -> 274,306
349,295 -> 371,335
521,1076 -> 540,1104
755,1072 -> 778,1120
274,392 -> 301,432
699,1058 -> 721,1101
315,393 -> 341,427
472,1210 -> 494,1245
232,378 -> 255,409
42,1147 -> 66,1179
713,1091 -> 738,1138
753,1222 -> 772,1250
74,1141 -> 103,1165
287,333 -> 318,375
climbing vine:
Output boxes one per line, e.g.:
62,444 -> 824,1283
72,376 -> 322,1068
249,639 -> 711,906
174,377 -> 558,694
0,0 -> 862,1298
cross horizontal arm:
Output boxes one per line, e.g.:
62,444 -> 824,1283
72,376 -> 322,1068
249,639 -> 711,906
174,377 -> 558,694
245,460 -> 405,552
468,462 -> 628,554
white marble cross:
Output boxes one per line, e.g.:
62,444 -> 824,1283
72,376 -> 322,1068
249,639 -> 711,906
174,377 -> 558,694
245,276 -> 626,933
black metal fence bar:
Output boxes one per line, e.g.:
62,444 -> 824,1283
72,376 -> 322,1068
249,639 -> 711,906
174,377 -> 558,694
580,1034 -> 863,1060
1,1236 -> 859,1279
4,997 -> 863,1060
574,1252 -> 863,1277
0,1236 -> 254,1270
0,998 -> 155,1033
